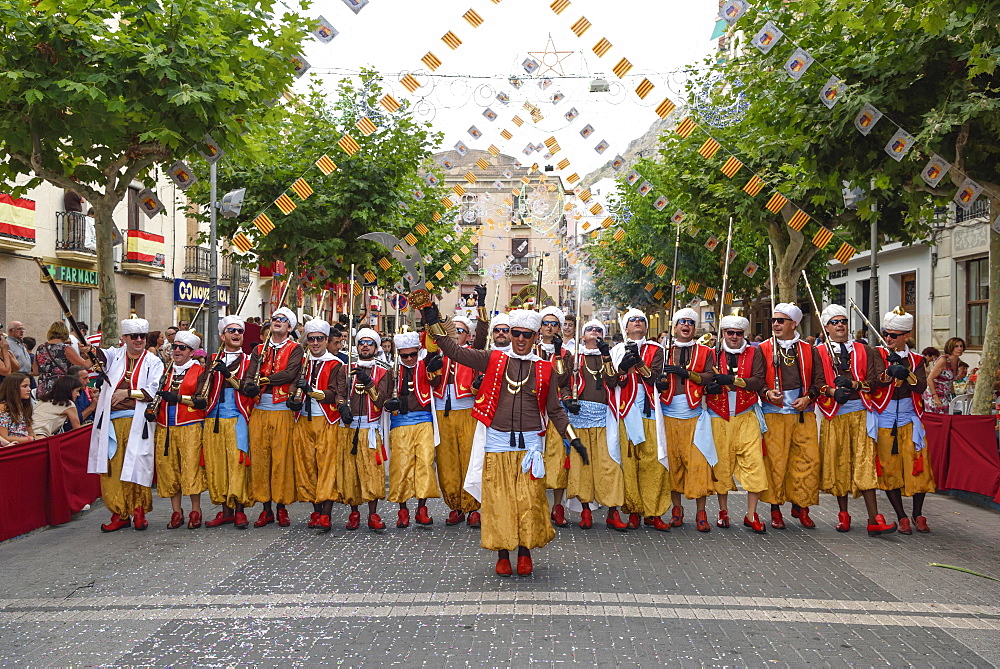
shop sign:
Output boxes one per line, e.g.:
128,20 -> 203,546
41,263 -> 99,287
174,279 -> 230,305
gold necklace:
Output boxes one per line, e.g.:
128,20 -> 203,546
504,362 -> 530,395
776,345 -> 797,366
582,356 -> 602,380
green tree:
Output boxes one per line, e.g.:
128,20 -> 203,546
0,0 -> 310,341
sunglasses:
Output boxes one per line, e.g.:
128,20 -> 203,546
723,330 -> 744,337
493,327 -> 510,334
584,326 -> 603,332
306,335 -> 327,343
399,352 -> 419,359
541,320 -> 560,327
456,328 -> 468,334
828,318 -> 848,326
676,319 -> 696,326
771,317 -> 789,324
510,330 -> 535,339
884,331 -> 910,339
224,327 -> 244,334
124,333 -> 146,340
358,339 -> 376,346
627,317 -> 646,323
271,316 -> 289,323
172,344 -> 191,351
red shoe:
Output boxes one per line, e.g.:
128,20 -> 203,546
167,511 -> 184,529
914,516 -> 930,533
770,508 -> 786,529
606,510 -> 629,531
133,507 -> 148,531
695,510 -> 711,533
234,512 -> 249,529
516,554 -> 533,576
496,558 -> 512,577
316,515 -> 332,533
670,506 -> 684,527
626,513 -> 640,529
467,511 -> 481,527
579,508 -> 593,529
717,510 -> 730,528
415,506 -> 433,525
346,511 -> 361,531
253,510 -> 274,528
897,517 -> 912,535
276,508 -> 290,527
646,516 -> 671,532
743,514 -> 766,534
446,510 -> 465,526
867,513 -> 897,537
397,508 -> 410,528
551,504 -> 569,528
187,510 -> 202,529
206,512 -> 234,528
308,511 -> 321,529
836,511 -> 851,532
100,513 -> 131,533
796,506 -> 816,529
368,513 -> 385,531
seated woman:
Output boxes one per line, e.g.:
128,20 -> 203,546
32,375 -> 84,438
0,373 -> 36,445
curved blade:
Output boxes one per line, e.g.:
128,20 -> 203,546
358,232 -> 425,287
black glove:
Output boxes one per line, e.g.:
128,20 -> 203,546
654,373 -> 670,393
834,375 -> 855,389
886,351 -> 904,364
714,373 -> 735,386
625,341 -> 639,358
383,397 -> 401,412
618,353 -> 640,372
887,364 -> 910,381
95,377 -> 105,390
242,382 -> 261,399
663,364 -> 690,379
156,390 -> 180,403
472,374 -> 484,390
192,398 -> 208,411
425,353 -> 443,373
552,334 -> 563,356
338,402 -> 353,425
596,338 -> 610,357
295,379 -> 311,392
352,369 -> 373,387
212,359 -> 231,378
474,284 -> 487,307
421,303 -> 441,325
285,398 -> 303,411
704,382 -> 724,395
833,387 -> 852,404
569,437 -> 589,465
563,397 -> 581,414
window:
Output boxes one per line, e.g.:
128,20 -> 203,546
129,293 -> 145,319
830,283 -> 846,306
966,257 -> 988,348
66,287 -> 92,328
127,187 -> 142,230
900,272 -> 916,318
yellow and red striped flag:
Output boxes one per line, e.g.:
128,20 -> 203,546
487,144 -> 500,156
743,175 -> 765,197
452,253 -> 462,263
356,117 -> 377,136
654,263 -> 667,277
613,228 -> 625,242
557,158 -> 570,170
653,289 -> 664,300
274,194 -> 296,215
290,178 -> 313,199
544,136 -> 558,148
641,255 -> 654,267
232,232 -> 253,254
589,203 -> 603,215
550,0 -> 570,14
421,52 -> 443,71
315,155 -> 337,175
566,173 -> 579,183
601,216 -> 614,228
475,158 -> 489,170
698,138 -> 721,159
593,37 -> 612,57
612,58 -> 633,78
788,209 -> 810,231
635,78 -> 654,99
834,242 -> 856,265
500,129 -> 513,140
570,16 -> 592,36
362,270 -> 377,284
644,282 -> 654,292
415,223 -> 429,235
811,227 -> 833,248
688,282 -> 700,294
512,115 -> 524,127
431,211 -> 442,222
442,195 -> 455,208
674,117 -> 697,138
578,189 -> 592,202
442,31 -> 462,50
464,171 -> 477,184
704,287 -> 717,301
338,134 -> 360,155
403,233 -> 418,246
463,8 -> 484,26
765,193 -> 788,214
655,98 -> 677,118
400,73 -> 421,93
377,257 -> 392,271
720,156 -> 742,178
380,95 -> 400,113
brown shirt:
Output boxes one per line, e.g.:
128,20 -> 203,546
538,345 -> 574,391
334,362 -> 393,415
717,347 -> 766,393
810,341 -> 883,401
661,344 -> 716,397
877,349 -> 928,399
300,356 -> 343,404
243,339 -> 304,393
396,363 -> 430,413
576,354 -> 611,405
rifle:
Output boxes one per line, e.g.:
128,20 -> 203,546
571,266 -> 584,400
801,272 -> 843,375
767,246 -> 780,395
34,258 -> 110,387
716,217 -> 734,373
664,215 -> 682,367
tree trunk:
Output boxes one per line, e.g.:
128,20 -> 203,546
970,196 -> 1000,415
92,199 -> 119,346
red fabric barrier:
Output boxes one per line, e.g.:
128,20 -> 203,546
923,413 -> 1000,503
0,426 -> 100,542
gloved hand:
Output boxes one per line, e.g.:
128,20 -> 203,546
833,387 -> 852,404
654,373 -> 670,393
625,341 -> 639,358
714,373 -> 735,386
242,382 -> 261,399
570,438 -> 589,465
285,398 -> 303,412
352,369 -> 373,387
425,352 -> 443,373
295,379 -> 311,392
704,382 -> 724,395
552,334 -> 563,356
834,375 -> 855,389
563,397 -> 581,414
618,353 -> 640,372
156,390 -> 180,403
474,284 -> 487,307
663,364 -> 690,379
383,397 -> 401,412
212,359 -> 231,378
886,351 -> 904,364
421,303 -> 441,325
887,364 -> 910,381
193,398 -> 208,411
596,338 -> 611,357
472,374 -> 484,390
338,402 -> 353,425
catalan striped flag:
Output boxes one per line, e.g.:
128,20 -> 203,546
463,8 -> 484,26
674,117 -> 697,138
590,203 -> 603,215
400,73 -> 421,93
431,211 -> 442,222
834,242 -> 856,265
232,232 -> 253,254
788,209 -> 810,231
653,289 -> 664,300
698,138 -> 721,159
613,228 -> 625,242
452,253 -> 462,263
380,95 -> 400,113
720,156 -> 742,178
377,257 -> 392,271
475,158 -> 489,170
512,115 -> 524,127
550,0 -> 570,14
655,98 -> 677,118
654,263 -> 667,277
641,255 -> 654,267
704,287 -> 717,301
425,281 -> 435,291
403,233 -> 418,246
415,223 -> 429,235
362,270 -> 377,284
442,31 -> 462,49
422,52 -> 443,71
338,134 -> 360,155
435,270 -> 444,280
811,227 -> 833,248
274,194 -> 296,215
601,216 -> 614,228
688,282 -> 700,294
487,144 -> 500,156
442,195 -> 455,207
290,178 -> 313,199
765,193 -> 788,214
578,189 -> 592,202
356,117 -> 377,136
315,155 -> 337,175
593,37 -> 612,57
644,282 -> 654,292
724,293 -> 733,305
612,58 -> 633,78
544,136 -> 558,148
566,173 -> 579,184
570,16 -> 591,36
743,175 -> 765,197
500,129 -> 512,140
557,158 -> 570,170
635,78 -> 654,99
520,176 -> 530,185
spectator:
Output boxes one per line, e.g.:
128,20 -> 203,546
178,319 -> 190,331
921,346 -> 940,372
68,365 -> 99,424
146,330 -> 164,357
0,330 -> 20,378
955,360 -> 970,384
562,314 -> 577,351
380,335 -> 395,359
69,321 -> 88,355
32,375 -> 83,438
33,321 -> 91,400
327,325 -> 348,363
925,337 -> 965,414
4,321 -> 32,377
0,373 -> 36,445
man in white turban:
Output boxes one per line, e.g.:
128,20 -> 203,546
758,302 -> 821,530
813,304 -> 896,536
870,307 -> 934,534
538,306 -> 576,528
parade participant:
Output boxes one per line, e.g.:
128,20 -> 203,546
150,329 -> 208,529
383,331 -> 441,528
758,303 -> 820,529
612,308 -> 668,531
562,314 -> 577,354
429,314 -> 481,527
813,305 -> 897,536
203,316 -> 254,529
537,306 -> 575,528
656,307 -> 717,532
422,304 -> 586,576
871,308 -> 935,534
487,313 -> 512,353
703,315 -> 768,533
87,318 -> 163,532
287,319 -> 344,533
336,327 -> 391,531
242,307 -> 304,528
568,320 -> 626,530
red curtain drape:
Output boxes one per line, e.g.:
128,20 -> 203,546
923,413 -> 1000,503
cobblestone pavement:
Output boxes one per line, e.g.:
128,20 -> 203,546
0,491 -> 998,667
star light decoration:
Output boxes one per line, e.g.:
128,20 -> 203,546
528,34 -> 575,78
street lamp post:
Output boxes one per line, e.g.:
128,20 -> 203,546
207,164 -> 245,354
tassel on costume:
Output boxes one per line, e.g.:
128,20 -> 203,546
891,422 -> 899,455
761,438 -> 767,457
913,454 -> 924,476
564,456 -> 571,470
351,427 -> 360,455
444,395 -> 451,417
510,431 -> 516,449
239,451 -> 244,464
141,419 -> 149,440
643,394 -> 652,418
798,411 -> 804,423
518,432 -> 526,450
379,443 -> 388,463
875,455 -> 883,477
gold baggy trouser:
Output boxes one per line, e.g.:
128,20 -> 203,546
249,409 -> 296,505
710,411 -> 769,495
820,410 -> 877,498
100,416 -> 153,517
568,426 -> 624,507
293,416 -> 341,503
154,422 -> 206,498
202,416 -> 251,507
875,423 -> 936,495
665,415 -> 714,500
543,422 -> 569,490
621,417 -> 671,517
387,421 -> 441,503
435,409 -> 479,513
759,412 -> 820,507
481,450 -> 556,551
337,426 -> 386,506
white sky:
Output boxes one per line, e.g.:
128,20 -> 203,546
296,0 -> 720,179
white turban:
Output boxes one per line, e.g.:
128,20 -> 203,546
719,315 -> 749,332
489,313 -> 510,330
453,315 -> 474,333
120,317 -> 149,335
882,307 -> 913,332
672,307 -> 699,325
355,327 -> 380,344
394,331 -> 421,350
773,302 -> 803,324
820,304 -> 849,325
174,330 -> 201,349
509,309 -> 542,332
539,306 -> 565,327
619,308 -> 647,332
271,306 -> 297,330
217,315 -> 245,336
583,319 -> 606,337
303,319 -> 330,336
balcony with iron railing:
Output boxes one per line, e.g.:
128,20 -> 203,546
183,245 -> 250,285
956,198 -> 990,224
54,211 -> 97,263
